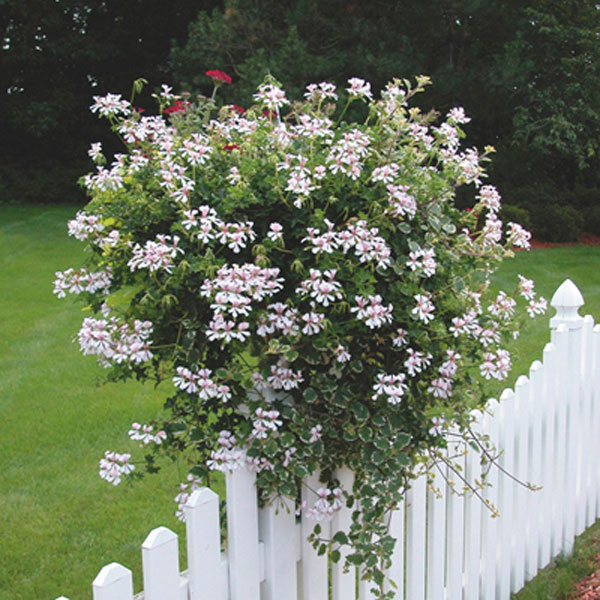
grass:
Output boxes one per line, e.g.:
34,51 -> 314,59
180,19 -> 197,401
1,205 -> 599,600
1,206 -> 192,600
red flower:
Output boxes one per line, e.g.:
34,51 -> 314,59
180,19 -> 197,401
163,100 -> 188,115
231,104 -> 245,114
223,143 -> 241,152
206,70 -> 232,85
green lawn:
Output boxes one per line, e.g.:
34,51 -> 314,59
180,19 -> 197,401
1,206 -> 599,600
0,206 -> 191,600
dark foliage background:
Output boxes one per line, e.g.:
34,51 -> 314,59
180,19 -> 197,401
3,0 -> 599,240
0,0 -> 219,204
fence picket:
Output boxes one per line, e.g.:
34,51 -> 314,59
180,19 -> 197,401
526,360 -> 543,580
426,461 -> 446,600
300,471 -> 329,600
512,375 -> 530,592
593,325 -> 600,522
258,495 -> 298,600
551,324 -> 569,556
405,472 -> 427,600
186,488 -> 225,600
141,527 -> 182,600
480,398 -> 500,600
497,388 -> 515,600
383,497 -> 405,600
539,342 -> 556,567
92,563 -> 133,600
226,467 -> 261,600
445,439 -> 465,600
331,467 -> 356,600
581,316 -> 595,528
464,412 -> 483,600
568,323 -> 584,542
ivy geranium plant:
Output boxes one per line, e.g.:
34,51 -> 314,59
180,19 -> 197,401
55,71 -> 546,596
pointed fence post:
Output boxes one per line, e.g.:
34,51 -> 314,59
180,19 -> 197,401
92,563 -> 133,600
186,487 -> 224,600
550,278 -> 584,333
551,279 -> 584,554
142,526 -> 181,600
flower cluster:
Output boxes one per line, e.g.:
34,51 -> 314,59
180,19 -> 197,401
78,317 -> 153,367
58,74 -> 548,595
53,267 -> 112,298
128,423 -> 167,445
99,451 -> 134,485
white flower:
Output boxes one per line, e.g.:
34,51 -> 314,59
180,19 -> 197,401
412,294 -> 435,323
347,77 -> 373,101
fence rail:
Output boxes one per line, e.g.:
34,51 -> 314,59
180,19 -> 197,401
56,278 -> 600,600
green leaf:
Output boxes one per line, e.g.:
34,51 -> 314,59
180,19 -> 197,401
394,433 -> 411,449
372,414 -> 386,427
285,349 -> 299,362
373,436 -> 389,451
350,360 -> 364,373
342,427 -> 357,441
371,450 -> 385,465
398,222 -> 411,234
333,531 -> 349,545
303,387 -> 318,403
105,286 -> 141,309
395,452 -> 411,467
443,222 -> 456,234
331,549 -> 341,563
358,427 -> 373,442
332,387 -> 349,408
351,402 -> 369,422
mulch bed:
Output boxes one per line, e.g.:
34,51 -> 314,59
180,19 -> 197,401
569,556 -> 600,600
530,232 -> 600,250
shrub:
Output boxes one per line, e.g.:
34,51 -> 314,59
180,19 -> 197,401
530,203 -> 583,243
54,74 -> 545,596
501,204 -> 532,233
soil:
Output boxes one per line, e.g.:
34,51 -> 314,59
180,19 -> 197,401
569,556 -> 600,600
529,232 -> 600,250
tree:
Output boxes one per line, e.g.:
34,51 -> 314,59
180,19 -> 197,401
0,0 -> 218,203
170,0 -> 600,239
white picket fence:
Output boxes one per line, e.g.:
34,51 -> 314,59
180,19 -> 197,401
56,278 -> 600,600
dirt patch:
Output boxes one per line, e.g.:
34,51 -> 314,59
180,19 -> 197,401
530,232 -> 600,250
